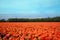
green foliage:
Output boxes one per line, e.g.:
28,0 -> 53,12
36,37 -> 39,40
0,16 -> 60,22
24,38 -> 28,40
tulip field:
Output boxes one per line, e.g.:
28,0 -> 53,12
0,22 -> 60,40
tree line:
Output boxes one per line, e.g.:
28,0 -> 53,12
0,16 -> 60,22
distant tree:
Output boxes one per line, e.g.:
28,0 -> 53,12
0,19 -> 6,22
52,16 -> 60,22
0,16 -> 60,22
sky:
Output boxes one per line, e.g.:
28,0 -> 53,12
0,0 -> 60,19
